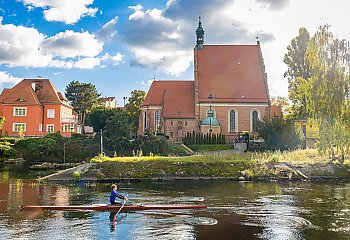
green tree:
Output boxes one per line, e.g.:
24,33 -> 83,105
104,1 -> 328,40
270,96 -> 291,118
284,27 -> 311,119
125,90 -> 146,133
65,80 -> 101,130
87,106 -> 121,131
257,116 -> 304,151
104,109 -> 133,155
304,24 -> 350,160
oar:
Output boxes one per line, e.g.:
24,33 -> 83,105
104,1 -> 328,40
113,199 -> 126,222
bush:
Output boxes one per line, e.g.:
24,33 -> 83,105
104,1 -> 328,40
257,116 -> 304,151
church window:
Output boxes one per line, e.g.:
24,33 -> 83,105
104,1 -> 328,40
229,110 -> 236,132
144,111 -> 147,131
251,110 -> 259,132
155,111 -> 160,130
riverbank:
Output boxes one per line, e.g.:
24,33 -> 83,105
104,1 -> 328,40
40,149 -> 350,181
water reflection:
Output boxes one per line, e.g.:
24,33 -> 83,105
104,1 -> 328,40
1,170 -> 350,239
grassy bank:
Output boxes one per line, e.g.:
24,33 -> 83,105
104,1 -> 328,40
86,149 -> 350,180
189,144 -> 233,152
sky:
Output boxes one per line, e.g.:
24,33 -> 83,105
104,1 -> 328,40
0,0 -> 349,106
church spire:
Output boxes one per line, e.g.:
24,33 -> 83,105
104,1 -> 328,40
196,16 -> 204,50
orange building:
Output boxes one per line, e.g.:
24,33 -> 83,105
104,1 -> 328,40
0,78 -> 80,137
138,18 -> 280,142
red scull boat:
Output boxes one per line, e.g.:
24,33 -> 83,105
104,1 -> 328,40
21,204 -> 207,212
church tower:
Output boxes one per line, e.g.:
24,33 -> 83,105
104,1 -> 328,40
196,17 -> 204,50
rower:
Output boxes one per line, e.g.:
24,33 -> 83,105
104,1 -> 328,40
110,184 -> 128,205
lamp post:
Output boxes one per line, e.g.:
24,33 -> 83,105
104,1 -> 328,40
208,93 -> 213,133
123,96 -> 128,106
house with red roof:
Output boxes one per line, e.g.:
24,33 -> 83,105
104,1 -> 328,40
0,78 -> 80,137
139,18 -> 279,142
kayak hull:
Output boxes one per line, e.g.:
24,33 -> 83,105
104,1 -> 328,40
21,204 -> 207,212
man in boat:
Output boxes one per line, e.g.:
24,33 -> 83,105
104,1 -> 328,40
110,184 -> 128,205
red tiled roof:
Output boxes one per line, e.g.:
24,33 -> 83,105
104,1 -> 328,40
142,81 -> 195,119
196,44 -> 269,103
0,79 -> 70,106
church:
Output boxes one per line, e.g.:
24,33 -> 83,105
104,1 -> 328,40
138,18 -> 279,143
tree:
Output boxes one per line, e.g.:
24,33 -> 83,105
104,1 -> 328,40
283,27 -> 311,119
257,116 -> 304,151
86,106 -> 121,131
270,96 -> 291,117
304,24 -> 350,160
65,80 -> 101,130
125,90 -> 146,133
104,109 -> 133,155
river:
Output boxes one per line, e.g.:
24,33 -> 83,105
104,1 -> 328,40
0,169 -> 349,240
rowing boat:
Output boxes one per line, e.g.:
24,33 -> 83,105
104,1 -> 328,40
21,204 -> 207,212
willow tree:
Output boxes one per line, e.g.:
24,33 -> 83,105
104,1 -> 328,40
305,25 -> 350,160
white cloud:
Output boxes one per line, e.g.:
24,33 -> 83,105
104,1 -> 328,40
41,30 -> 103,58
101,52 -> 124,65
96,16 -> 119,41
20,0 -> 98,24
53,72 -> 62,75
0,71 -> 22,85
73,57 -> 101,69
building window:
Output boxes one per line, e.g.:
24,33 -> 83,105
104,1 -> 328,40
185,121 -> 187,126
170,132 -> 173,137
39,124 -> 43,132
155,111 -> 160,130
171,121 -> 173,125
207,108 -> 215,118
47,109 -> 55,118
229,109 -> 237,132
14,107 -> 26,116
143,111 -> 147,131
13,123 -> 26,132
47,124 -> 54,132
63,124 -> 74,132
251,109 -> 260,132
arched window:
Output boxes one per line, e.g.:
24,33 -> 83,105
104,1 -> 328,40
207,108 -> 215,118
229,109 -> 236,132
155,110 -> 160,130
251,110 -> 259,132
143,111 -> 147,131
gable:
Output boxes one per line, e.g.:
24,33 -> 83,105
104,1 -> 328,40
195,44 -> 270,103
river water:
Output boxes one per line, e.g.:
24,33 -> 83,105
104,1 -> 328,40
0,170 -> 350,240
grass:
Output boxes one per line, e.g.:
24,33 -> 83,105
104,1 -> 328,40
87,149 -> 350,179
189,144 -> 233,152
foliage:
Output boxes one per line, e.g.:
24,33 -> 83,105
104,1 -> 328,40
104,109 -> 133,155
189,144 -> 232,152
283,27 -> 311,119
270,96 -> 291,118
65,80 -> 101,128
303,25 -> 350,158
0,140 -> 16,157
86,106 -> 122,131
125,90 -> 146,133
14,133 -> 99,164
183,131 -> 226,145
133,133 -> 170,156
257,115 -> 304,151
0,116 -> 5,130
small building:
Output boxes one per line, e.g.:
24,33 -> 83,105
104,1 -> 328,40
101,97 -> 117,108
138,18 -> 277,143
294,119 -> 318,148
0,78 -> 81,137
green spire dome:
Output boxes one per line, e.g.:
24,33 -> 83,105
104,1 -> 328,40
202,117 -> 219,126
196,16 -> 204,50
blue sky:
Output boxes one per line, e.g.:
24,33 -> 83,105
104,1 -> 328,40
0,0 -> 349,105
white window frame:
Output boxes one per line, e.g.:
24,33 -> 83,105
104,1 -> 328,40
39,124 -> 43,132
63,124 -> 74,132
13,107 -> 26,116
46,124 -> 55,133
250,108 -> 261,132
13,123 -> 26,132
228,109 -> 238,133
47,109 -> 55,118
